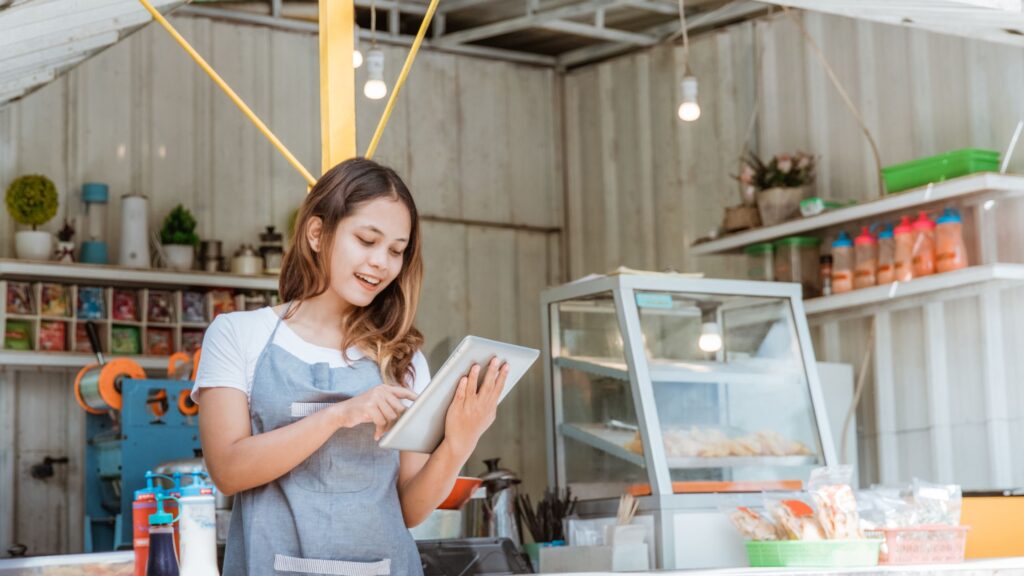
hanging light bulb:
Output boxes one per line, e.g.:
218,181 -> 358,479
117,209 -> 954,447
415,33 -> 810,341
677,74 -> 700,122
363,48 -> 387,100
698,321 -> 722,353
353,48 -> 364,69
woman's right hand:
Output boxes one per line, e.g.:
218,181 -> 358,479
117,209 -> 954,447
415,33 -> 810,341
331,385 -> 419,440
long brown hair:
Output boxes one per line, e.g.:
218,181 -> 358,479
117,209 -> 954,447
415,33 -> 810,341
279,158 -> 424,387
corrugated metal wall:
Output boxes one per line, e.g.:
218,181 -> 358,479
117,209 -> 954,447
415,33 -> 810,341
0,15 -> 563,555
563,10 -> 1024,489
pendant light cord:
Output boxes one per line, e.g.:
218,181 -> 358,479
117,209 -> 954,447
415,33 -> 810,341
677,0 -> 689,71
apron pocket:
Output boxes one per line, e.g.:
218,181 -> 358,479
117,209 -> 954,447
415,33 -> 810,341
290,403 -> 376,493
274,554 -> 390,575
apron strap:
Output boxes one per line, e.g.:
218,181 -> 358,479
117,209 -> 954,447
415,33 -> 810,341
267,300 -> 294,345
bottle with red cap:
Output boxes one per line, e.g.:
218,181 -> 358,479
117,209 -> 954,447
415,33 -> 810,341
893,216 -> 914,282
854,226 -> 877,289
911,211 -> 936,278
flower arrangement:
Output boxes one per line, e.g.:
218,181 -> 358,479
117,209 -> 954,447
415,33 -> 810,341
736,151 -> 816,191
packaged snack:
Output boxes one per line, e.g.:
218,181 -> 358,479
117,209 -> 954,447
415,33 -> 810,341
4,319 -> 32,350
210,289 -> 235,318
6,282 -> 34,314
77,287 -> 105,319
727,506 -> 782,541
75,323 -> 105,353
111,325 -> 141,355
809,466 -> 863,540
857,486 -> 917,530
39,284 -> 70,317
112,289 -> 139,321
766,496 -> 825,541
182,291 -> 206,323
146,328 -> 173,356
147,290 -> 174,324
182,329 -> 204,353
38,321 -> 67,351
912,479 -> 962,526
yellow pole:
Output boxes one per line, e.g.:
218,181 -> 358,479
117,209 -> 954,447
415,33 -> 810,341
365,0 -> 440,159
319,0 -> 358,173
137,0 -> 317,188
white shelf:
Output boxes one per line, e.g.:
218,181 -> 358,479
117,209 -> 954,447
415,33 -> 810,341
561,423 -> 817,469
0,350 -> 170,371
690,173 -> 1024,255
0,259 -> 278,290
804,263 -> 1024,317
554,355 -> 799,386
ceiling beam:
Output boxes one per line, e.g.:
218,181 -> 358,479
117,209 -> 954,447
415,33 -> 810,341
0,31 -> 119,77
435,0 -> 621,46
438,0 -> 501,14
616,0 -> 683,15
539,19 -> 659,44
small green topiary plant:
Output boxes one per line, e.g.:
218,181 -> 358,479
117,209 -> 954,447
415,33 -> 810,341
159,204 -> 200,246
5,175 -> 58,230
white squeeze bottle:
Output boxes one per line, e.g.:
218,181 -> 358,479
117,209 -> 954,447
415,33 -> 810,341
178,472 -> 220,576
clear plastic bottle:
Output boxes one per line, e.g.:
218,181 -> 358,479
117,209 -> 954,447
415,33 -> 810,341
935,207 -> 968,273
893,216 -> 914,282
831,232 -> 854,294
911,211 -> 936,278
876,225 -> 895,284
854,226 -> 877,289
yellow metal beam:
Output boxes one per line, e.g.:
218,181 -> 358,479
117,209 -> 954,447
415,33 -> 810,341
319,0 -> 358,171
137,0 -> 317,188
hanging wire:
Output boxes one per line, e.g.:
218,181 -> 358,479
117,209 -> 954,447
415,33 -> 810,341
677,0 -> 689,71
370,0 -> 378,46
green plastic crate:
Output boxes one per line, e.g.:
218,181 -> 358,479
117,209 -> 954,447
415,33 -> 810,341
746,540 -> 882,568
882,148 -> 1000,194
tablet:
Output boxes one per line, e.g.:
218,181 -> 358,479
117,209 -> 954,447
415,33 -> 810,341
379,335 -> 540,453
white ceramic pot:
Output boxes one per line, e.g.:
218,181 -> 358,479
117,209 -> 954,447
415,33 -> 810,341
163,244 -> 195,271
756,186 -> 811,226
15,230 -> 54,260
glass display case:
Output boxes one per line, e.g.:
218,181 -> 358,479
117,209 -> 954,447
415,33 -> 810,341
541,273 -> 836,569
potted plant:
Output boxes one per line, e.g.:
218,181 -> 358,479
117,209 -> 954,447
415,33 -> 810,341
5,175 -> 59,260
159,204 -> 199,271
736,151 -> 816,226
55,219 -> 75,263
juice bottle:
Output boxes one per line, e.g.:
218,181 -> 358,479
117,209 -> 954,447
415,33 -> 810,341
877,225 -> 895,284
893,216 -> 914,282
911,211 -> 936,278
854,226 -> 877,289
831,232 -> 854,294
935,207 -> 968,273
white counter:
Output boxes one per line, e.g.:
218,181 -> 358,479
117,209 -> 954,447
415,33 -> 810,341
547,557 -> 1024,575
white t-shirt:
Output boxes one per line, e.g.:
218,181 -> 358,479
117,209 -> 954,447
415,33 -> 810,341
191,307 -> 430,403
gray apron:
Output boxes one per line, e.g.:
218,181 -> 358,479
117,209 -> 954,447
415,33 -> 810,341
223,304 -> 422,576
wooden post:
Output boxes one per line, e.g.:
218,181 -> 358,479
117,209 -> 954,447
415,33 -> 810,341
319,0 -> 357,173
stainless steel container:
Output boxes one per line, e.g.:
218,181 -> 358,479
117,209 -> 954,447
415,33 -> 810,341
479,458 -> 522,546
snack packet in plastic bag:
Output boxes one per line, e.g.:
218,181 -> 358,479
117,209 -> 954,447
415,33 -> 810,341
808,466 -> 863,539
764,495 -> 825,541
857,486 -> 917,530
912,479 -> 962,526
723,506 -> 782,541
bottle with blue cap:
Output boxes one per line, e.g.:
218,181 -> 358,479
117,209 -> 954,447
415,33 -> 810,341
831,231 -> 854,294
147,494 -> 179,576
877,224 -> 896,284
178,472 -> 219,576
936,207 -> 968,273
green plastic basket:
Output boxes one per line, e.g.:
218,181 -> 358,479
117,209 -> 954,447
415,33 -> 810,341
882,148 -> 1000,194
746,540 -> 882,568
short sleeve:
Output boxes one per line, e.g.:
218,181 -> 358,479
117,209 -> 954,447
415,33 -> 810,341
191,314 -> 248,402
404,351 -> 431,406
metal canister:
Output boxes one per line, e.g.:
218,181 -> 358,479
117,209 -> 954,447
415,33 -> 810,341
479,458 -> 522,545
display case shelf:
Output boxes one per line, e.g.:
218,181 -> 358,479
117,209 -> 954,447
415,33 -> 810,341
0,259 -> 278,290
561,423 -> 817,470
554,355 -> 798,386
0,350 -> 169,370
690,173 -> 1024,255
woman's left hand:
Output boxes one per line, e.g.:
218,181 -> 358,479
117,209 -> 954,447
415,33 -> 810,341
443,358 -> 509,459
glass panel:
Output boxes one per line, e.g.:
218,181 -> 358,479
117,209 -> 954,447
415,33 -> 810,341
554,293 -> 648,500
634,290 -> 823,492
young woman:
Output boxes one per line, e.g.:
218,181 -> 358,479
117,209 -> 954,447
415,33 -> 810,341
192,158 -> 508,576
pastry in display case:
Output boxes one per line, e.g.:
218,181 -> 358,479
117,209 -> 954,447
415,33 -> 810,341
541,273 -> 837,569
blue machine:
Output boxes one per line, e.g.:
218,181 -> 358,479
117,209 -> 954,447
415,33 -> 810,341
84,378 -> 201,552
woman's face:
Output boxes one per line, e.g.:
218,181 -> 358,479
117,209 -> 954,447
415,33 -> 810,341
325,197 -> 411,309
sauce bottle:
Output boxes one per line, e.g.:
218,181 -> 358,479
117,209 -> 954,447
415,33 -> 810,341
147,495 -> 179,576
831,232 -> 854,294
911,211 -> 936,278
854,226 -> 877,289
935,207 -> 968,273
178,473 -> 220,576
877,225 -> 895,284
893,216 -> 914,282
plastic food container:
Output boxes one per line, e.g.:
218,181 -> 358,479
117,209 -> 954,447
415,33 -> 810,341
882,148 -> 1000,194
745,540 -> 882,568
869,526 -> 969,565
745,243 -> 774,282
774,237 -> 821,299
893,216 -> 914,282
831,232 -> 854,294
